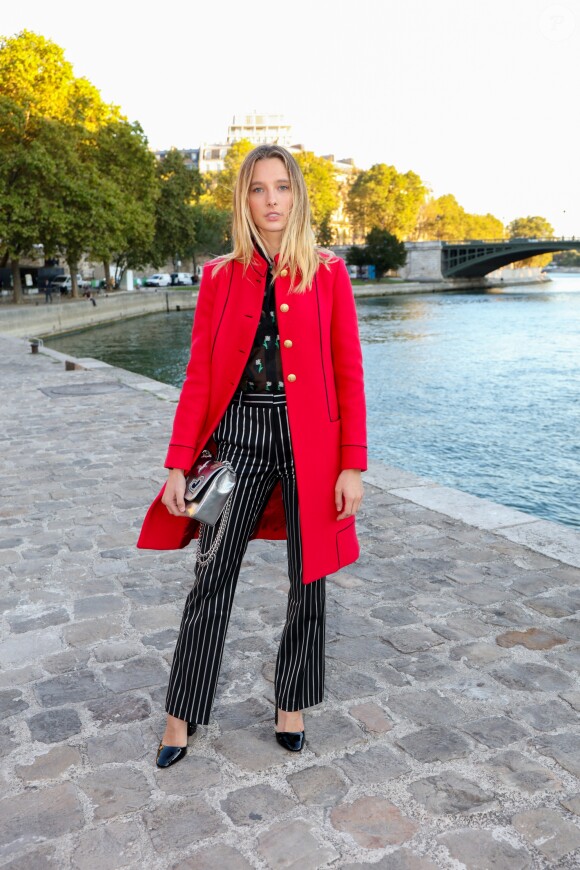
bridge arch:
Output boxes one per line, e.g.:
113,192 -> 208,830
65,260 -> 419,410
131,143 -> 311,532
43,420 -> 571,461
441,239 -> 579,278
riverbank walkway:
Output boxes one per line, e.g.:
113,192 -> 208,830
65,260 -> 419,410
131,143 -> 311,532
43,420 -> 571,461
1,333 -> 579,869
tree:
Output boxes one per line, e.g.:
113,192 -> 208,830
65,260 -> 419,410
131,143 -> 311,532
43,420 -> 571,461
345,244 -> 368,279
0,100 -> 71,301
363,228 -> 407,278
347,228 -> 407,279
0,30 -> 120,299
0,30 -> 118,128
553,250 -> 580,267
316,214 -> 335,247
464,213 -> 505,240
89,120 -> 158,286
293,151 -> 340,241
415,194 -> 468,241
347,163 -> 427,242
508,216 -> 554,239
150,149 -> 200,267
54,124 -> 103,298
191,203 -> 231,263
207,139 -> 254,212
508,215 -> 555,268
414,194 -> 505,241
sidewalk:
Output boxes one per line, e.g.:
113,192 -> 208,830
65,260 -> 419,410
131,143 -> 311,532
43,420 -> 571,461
1,333 -> 579,869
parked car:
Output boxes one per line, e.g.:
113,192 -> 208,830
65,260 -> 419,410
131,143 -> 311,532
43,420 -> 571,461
48,274 -> 90,294
145,273 -> 171,287
170,272 -> 194,286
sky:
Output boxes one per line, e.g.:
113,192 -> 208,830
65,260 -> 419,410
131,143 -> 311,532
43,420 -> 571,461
3,0 -> 579,235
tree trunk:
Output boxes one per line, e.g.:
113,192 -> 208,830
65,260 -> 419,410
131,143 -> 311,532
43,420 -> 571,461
103,261 -> 112,291
11,259 -> 22,304
68,260 -> 79,298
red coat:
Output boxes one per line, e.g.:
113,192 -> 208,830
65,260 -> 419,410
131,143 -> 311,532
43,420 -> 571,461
137,250 -> 367,584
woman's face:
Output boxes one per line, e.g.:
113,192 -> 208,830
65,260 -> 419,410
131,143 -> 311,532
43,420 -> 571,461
248,157 -> 293,244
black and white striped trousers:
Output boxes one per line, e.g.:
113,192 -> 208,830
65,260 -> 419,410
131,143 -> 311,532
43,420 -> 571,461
165,390 -> 326,725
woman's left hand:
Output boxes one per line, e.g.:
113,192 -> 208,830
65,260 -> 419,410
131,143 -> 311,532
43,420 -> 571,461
335,469 -> 364,520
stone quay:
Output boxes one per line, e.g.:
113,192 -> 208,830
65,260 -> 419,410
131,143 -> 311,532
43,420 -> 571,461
1,333 -> 579,869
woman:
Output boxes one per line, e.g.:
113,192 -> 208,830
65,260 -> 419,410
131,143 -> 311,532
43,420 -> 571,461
137,144 -> 367,768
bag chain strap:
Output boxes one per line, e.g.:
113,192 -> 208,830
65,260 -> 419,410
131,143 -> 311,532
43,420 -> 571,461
194,460 -> 236,567
195,491 -> 234,566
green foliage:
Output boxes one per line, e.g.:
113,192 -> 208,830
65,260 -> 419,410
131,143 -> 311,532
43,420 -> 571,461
347,228 -> 407,279
0,100 -> 73,299
150,149 -> 200,266
207,139 -> 254,212
0,30 -> 119,128
417,194 -> 468,240
464,213 -> 505,240
316,214 -> 335,247
508,215 -> 555,268
347,163 -> 427,241
365,228 -> 407,277
0,30 -> 153,300
417,194 -> 505,241
345,244 -> 368,276
89,120 -> 158,275
293,151 -> 340,238
191,203 -> 231,260
508,216 -> 554,239
553,250 -> 580,267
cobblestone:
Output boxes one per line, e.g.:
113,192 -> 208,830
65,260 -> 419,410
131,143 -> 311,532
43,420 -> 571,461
256,819 -> 339,868
287,764 -> 350,805
220,783 -> 296,826
70,821 -> 144,870
2,334 -> 580,868
495,626 -> 568,649
408,772 -> 494,814
335,744 -> 410,783
397,727 -> 473,763
488,749 -> 563,793
385,690 -> 465,727
0,783 -> 84,860
534,732 -> 580,777
78,766 -> 152,819
438,828 -> 532,869
512,807 -> 580,860
331,796 -> 418,848
15,745 -> 81,781
461,715 -> 529,749
26,707 -> 82,743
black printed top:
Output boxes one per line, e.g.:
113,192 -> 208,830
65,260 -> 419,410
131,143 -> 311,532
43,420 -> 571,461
237,246 -> 285,394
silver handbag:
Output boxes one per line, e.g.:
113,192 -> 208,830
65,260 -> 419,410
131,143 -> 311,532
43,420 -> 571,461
183,450 -> 237,566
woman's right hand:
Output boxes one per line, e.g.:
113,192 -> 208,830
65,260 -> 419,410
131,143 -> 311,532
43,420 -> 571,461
162,469 -> 187,515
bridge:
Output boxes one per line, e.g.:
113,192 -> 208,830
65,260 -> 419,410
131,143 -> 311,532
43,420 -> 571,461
394,239 -> 579,283
441,238 -> 579,278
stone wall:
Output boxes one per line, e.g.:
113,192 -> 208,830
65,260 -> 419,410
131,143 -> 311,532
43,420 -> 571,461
398,242 -> 444,281
0,290 -> 197,339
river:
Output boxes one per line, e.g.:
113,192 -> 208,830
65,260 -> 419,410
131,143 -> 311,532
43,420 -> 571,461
47,272 -> 580,530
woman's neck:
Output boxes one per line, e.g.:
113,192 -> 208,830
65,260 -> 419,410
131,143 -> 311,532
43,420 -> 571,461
258,233 -> 281,261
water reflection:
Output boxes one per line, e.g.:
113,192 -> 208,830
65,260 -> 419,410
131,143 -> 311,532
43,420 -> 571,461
47,274 -> 580,529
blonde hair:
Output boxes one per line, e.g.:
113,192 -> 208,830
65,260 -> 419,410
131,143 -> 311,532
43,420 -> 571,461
212,144 -> 335,293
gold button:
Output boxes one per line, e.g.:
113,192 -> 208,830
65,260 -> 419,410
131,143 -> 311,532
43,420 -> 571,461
279,303 -> 289,313
287,373 -> 296,382
280,268 -> 288,277
283,339 -> 293,348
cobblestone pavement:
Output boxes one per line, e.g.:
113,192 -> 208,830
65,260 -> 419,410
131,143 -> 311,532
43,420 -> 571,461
1,334 -> 580,870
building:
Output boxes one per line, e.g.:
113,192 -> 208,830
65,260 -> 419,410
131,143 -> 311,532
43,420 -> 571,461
154,113 -> 359,243
228,113 -> 293,146
155,148 -> 199,171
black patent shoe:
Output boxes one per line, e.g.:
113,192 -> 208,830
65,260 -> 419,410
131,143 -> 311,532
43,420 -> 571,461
156,742 -> 187,768
188,722 -> 197,737
274,703 -> 305,752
